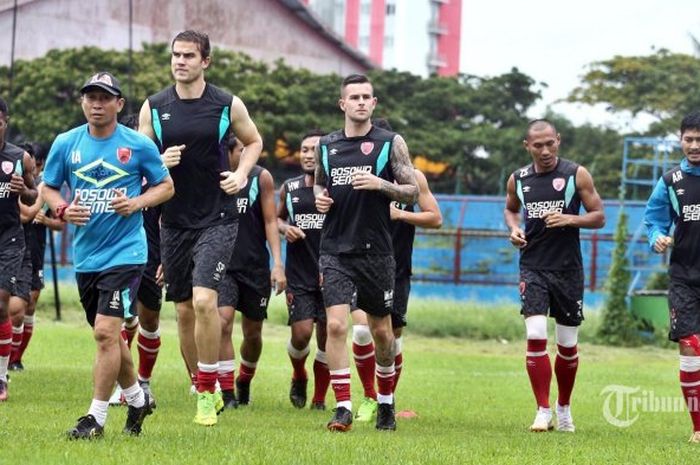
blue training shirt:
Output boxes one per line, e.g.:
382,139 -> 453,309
43,123 -> 168,272
644,158 -> 700,250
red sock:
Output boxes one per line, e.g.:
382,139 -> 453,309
681,367 -> 700,431
312,353 -> 330,404
393,352 -> 403,393
121,321 -> 137,349
526,339 -> 551,408
137,328 -> 161,382
330,368 -> 351,403
376,364 -> 395,397
218,360 -> 235,392
555,344 -> 578,406
9,324 -> 23,364
288,342 -> 309,381
196,363 -> 218,394
0,319 -> 12,363
15,317 -> 34,362
353,342 -> 377,399
237,361 -> 257,384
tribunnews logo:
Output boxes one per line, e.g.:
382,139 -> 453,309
525,200 -> 564,219
330,166 -> 371,186
600,384 -> 695,428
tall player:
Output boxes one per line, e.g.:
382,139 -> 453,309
217,135 -> 286,408
0,97 -> 37,401
277,130 -> 330,409
139,30 -> 262,426
504,119 -> 604,433
43,72 -> 173,438
314,74 -> 418,432
645,111 -> 700,443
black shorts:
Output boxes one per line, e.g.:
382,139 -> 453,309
0,226 -> 25,295
668,279 -> 700,342
218,270 -> 271,321
319,254 -> 395,317
12,245 -> 32,302
161,221 -> 238,303
137,263 -> 162,312
31,267 -> 44,292
519,268 -> 584,326
286,286 -> 325,325
76,265 -> 144,327
391,275 -> 411,329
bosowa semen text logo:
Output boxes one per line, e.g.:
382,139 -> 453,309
600,385 -> 694,427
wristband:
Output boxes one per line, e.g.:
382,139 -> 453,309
55,203 -> 69,221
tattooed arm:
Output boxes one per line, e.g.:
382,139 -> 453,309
351,134 -> 418,204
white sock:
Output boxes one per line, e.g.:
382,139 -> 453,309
0,355 -> 8,382
122,381 -> 145,408
337,400 -> 352,411
88,399 -> 109,426
287,340 -> 310,359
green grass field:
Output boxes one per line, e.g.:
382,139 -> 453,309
3,290 -> 698,464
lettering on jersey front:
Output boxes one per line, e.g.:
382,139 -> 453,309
0,182 -> 11,198
525,200 -> 565,219
330,165 -> 372,186
74,187 -> 127,214
71,150 -> 82,164
237,197 -> 248,214
673,171 -> 683,183
287,180 -> 300,191
294,213 -> 324,230
682,204 -> 700,222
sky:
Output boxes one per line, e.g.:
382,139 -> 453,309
460,0 -> 700,130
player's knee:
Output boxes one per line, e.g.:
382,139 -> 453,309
524,315 -> 547,340
680,334 -> 700,356
370,325 -> 393,346
93,324 -> 120,347
192,293 -> 216,313
555,324 -> 578,348
327,318 -> 348,339
352,324 -> 372,345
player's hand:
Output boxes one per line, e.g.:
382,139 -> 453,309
271,264 -> 286,295
390,201 -> 402,221
111,189 -> 138,217
64,192 -> 91,226
155,264 -> 165,288
220,170 -> 247,195
285,225 -> 306,243
162,144 -> 185,168
315,188 -> 333,213
34,210 -> 48,224
351,172 -> 382,191
653,235 -> 673,253
509,227 -> 527,248
543,211 -> 573,228
9,173 -> 26,194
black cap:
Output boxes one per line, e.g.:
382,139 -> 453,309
80,72 -> 122,96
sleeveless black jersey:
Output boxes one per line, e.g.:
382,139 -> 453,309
514,158 -> 582,270
319,127 -> 395,255
148,83 -> 235,229
662,166 -> 700,284
229,166 -> 268,272
283,174 -> 325,290
141,183 -> 162,265
0,142 -> 26,228
391,202 -> 416,279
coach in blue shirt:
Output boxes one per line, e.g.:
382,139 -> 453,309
42,72 -> 174,439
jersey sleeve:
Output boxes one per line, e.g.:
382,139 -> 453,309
42,134 -> 69,189
644,177 -> 673,250
139,137 -> 169,186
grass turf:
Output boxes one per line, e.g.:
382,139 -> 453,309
2,290 -> 697,464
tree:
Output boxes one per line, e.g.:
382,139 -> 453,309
567,50 -> 700,135
597,208 -> 641,346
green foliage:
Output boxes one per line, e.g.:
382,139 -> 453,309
598,208 -> 641,346
567,50 -> 700,135
645,272 -> 669,291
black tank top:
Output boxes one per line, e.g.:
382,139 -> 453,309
663,166 -> 700,284
229,166 -> 268,272
141,182 -> 162,265
0,142 -> 26,228
319,127 -> 395,255
391,202 -> 415,279
283,174 -> 324,290
514,158 -> 582,270
148,84 -> 235,229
